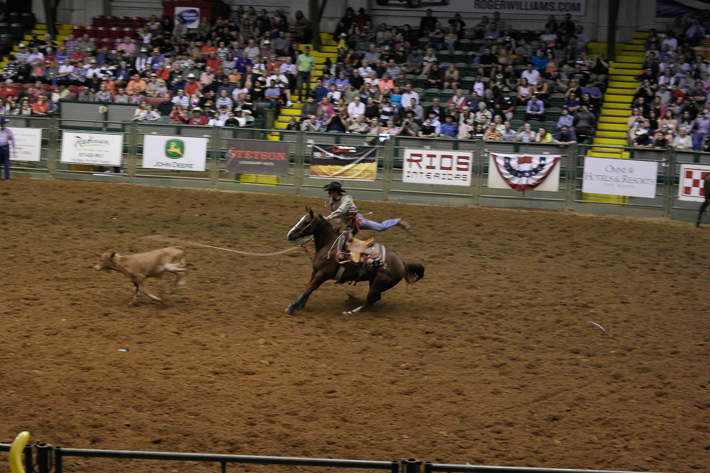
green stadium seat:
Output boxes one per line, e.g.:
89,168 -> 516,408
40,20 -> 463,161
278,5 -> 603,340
458,39 -> 473,52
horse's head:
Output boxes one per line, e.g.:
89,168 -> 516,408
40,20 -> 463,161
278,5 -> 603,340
287,208 -> 324,241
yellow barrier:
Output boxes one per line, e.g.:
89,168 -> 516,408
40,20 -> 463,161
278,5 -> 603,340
9,431 -> 30,473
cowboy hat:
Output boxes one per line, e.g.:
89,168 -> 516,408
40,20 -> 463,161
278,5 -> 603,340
0,118 -> 9,124
322,181 -> 345,193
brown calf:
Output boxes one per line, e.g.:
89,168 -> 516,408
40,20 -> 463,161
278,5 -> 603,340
94,246 -> 187,305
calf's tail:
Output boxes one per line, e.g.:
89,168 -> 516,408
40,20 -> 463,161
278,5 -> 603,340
404,261 -> 425,284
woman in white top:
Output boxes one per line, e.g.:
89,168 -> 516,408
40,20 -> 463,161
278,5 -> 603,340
422,48 -> 438,75
447,89 -> 467,111
517,77 -> 532,104
659,109 -> 678,134
627,107 -> 645,145
147,15 -> 161,31
474,102 -> 492,124
673,127 -> 692,148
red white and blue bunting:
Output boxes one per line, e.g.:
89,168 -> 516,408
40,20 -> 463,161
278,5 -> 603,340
491,154 -> 561,192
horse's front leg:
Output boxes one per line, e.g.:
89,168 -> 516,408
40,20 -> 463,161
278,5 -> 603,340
286,271 -> 329,314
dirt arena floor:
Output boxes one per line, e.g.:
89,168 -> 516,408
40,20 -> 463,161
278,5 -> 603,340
1,179 -> 709,473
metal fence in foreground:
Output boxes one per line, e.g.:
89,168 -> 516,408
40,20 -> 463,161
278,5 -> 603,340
3,115 -> 707,223
0,443 -> 652,473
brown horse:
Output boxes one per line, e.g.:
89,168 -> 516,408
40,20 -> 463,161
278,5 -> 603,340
697,173 -> 710,228
286,209 -> 424,315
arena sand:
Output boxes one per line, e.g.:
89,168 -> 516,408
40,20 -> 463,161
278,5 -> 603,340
1,179 -> 709,473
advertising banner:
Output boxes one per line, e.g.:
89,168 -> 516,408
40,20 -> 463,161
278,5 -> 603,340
656,0 -> 710,18
142,135 -> 208,171
225,140 -> 290,176
9,127 -> 42,162
489,153 -> 561,192
582,157 -> 658,198
60,131 -> 123,166
310,145 -> 377,180
373,0 -> 586,15
402,149 -> 472,186
678,164 -> 710,202
175,6 -> 201,29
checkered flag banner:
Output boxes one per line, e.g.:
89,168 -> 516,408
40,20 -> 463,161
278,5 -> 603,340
678,164 -> 710,202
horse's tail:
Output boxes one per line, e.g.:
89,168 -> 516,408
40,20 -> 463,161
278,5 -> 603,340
404,261 -> 425,284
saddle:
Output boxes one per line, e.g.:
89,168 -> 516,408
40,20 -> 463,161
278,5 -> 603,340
345,238 -> 386,267
346,237 -> 375,263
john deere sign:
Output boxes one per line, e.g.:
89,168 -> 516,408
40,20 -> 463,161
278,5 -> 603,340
142,135 -> 207,171
165,139 -> 185,159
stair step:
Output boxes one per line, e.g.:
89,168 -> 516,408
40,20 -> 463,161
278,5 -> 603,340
609,80 -> 637,88
281,108 -> 302,115
631,39 -> 645,45
593,137 -> 627,146
588,150 -> 624,158
615,56 -> 645,63
635,31 -> 649,38
601,108 -> 632,117
606,87 -> 635,95
605,94 -> 634,102
600,115 -> 630,123
623,44 -> 644,51
620,50 -> 645,57
597,130 -> 628,138
598,123 -> 629,131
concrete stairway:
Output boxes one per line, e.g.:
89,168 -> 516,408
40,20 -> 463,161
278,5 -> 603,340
269,33 -> 338,140
1,24 -> 74,70
588,31 -> 648,159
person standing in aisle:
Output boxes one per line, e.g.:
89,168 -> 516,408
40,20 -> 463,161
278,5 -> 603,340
296,46 -> 316,102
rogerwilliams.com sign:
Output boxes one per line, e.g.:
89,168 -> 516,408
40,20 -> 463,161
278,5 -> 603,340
582,157 -> 658,198
60,131 -> 124,166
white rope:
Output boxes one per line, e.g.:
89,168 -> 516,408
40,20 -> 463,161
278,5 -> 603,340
143,235 -> 310,257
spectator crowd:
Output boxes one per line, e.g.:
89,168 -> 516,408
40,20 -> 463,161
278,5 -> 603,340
630,10 -> 710,151
0,6 -> 606,142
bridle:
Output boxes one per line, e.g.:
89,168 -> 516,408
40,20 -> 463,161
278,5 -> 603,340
296,213 -> 324,237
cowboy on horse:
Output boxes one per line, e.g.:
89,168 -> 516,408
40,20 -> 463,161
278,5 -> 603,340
322,181 -> 409,262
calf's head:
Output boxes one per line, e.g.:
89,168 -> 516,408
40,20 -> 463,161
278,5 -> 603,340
94,251 -> 118,271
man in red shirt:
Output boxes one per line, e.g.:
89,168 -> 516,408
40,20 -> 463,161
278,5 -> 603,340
188,107 -> 208,125
200,40 -> 216,56
670,84 -> 685,107
205,51 -> 222,71
0,81 -> 19,101
185,73 -> 200,96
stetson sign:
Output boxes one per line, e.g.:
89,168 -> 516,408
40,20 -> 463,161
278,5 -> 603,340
225,140 -> 290,176
142,135 -> 208,171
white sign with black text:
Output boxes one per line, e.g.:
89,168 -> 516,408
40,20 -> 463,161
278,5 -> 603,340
142,135 -> 208,172
9,127 -> 42,162
60,131 -> 124,166
582,157 -> 658,198
402,149 -> 473,187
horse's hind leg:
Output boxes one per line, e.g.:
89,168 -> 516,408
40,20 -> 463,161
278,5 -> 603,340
344,284 -> 383,316
697,198 -> 710,228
